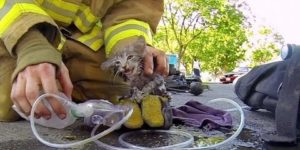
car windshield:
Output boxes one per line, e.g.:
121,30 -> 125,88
239,67 -> 250,72
234,67 -> 250,73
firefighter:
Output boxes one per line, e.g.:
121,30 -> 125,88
0,0 -> 168,127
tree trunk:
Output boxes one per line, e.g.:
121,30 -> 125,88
176,47 -> 183,70
177,56 -> 181,71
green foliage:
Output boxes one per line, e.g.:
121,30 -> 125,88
154,0 -> 249,77
251,49 -> 273,67
245,26 -> 284,67
258,27 -> 272,35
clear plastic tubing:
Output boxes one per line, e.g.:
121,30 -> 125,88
119,130 -> 194,150
92,129 -> 194,150
92,98 -> 245,150
186,98 -> 245,149
30,94 -> 244,149
29,93 -> 133,148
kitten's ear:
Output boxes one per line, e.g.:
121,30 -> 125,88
101,60 -> 113,70
134,36 -> 146,50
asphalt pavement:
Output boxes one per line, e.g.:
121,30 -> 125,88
0,83 -> 299,150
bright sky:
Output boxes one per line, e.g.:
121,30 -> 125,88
247,0 -> 300,44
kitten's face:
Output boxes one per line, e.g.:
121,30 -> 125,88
101,37 -> 146,81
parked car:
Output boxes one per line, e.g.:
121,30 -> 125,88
220,67 -> 251,84
220,72 -> 245,84
219,72 -> 244,84
219,73 -> 236,84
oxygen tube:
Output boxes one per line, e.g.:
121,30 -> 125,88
26,93 -> 133,148
17,93 -> 244,149
91,98 -> 245,150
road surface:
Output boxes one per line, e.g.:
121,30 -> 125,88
0,84 -> 299,149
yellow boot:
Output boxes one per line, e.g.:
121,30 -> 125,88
119,98 -> 144,129
141,95 -> 164,128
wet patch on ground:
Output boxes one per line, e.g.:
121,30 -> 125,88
169,124 -> 264,149
233,127 -> 263,149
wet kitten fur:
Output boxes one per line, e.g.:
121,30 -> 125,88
101,37 -> 166,102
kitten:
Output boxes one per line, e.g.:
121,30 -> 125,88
101,37 -> 166,102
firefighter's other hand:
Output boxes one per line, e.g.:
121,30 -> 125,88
144,46 -> 169,77
11,62 -> 73,119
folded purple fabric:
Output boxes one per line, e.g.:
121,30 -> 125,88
172,100 -> 233,130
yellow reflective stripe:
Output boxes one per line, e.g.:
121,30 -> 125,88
104,19 -> 152,40
57,35 -> 66,51
42,8 -> 73,24
47,0 -> 78,13
104,19 -> 153,54
0,0 -> 5,9
0,3 -> 48,37
80,5 -> 97,24
90,39 -> 103,51
74,16 -> 88,32
74,4 -> 98,33
77,22 -> 101,42
105,30 -> 152,54
77,22 -> 103,51
39,0 -> 79,25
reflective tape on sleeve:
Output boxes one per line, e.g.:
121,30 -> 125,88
104,19 -> 153,54
74,4 -> 98,33
0,3 -> 48,37
0,1 -> 66,50
38,0 -> 79,25
57,34 -> 66,51
77,22 -> 103,51
0,0 -> 5,9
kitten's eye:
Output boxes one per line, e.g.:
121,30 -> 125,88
127,55 -> 133,60
115,61 -> 121,65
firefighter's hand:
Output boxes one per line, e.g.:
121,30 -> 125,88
144,46 -> 169,77
11,62 -> 73,119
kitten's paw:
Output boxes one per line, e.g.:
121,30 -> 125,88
131,87 -> 145,103
158,84 -> 167,94
131,93 -> 144,103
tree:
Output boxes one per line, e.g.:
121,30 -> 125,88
244,26 -> 284,67
154,0 -> 208,68
154,0 -> 250,77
